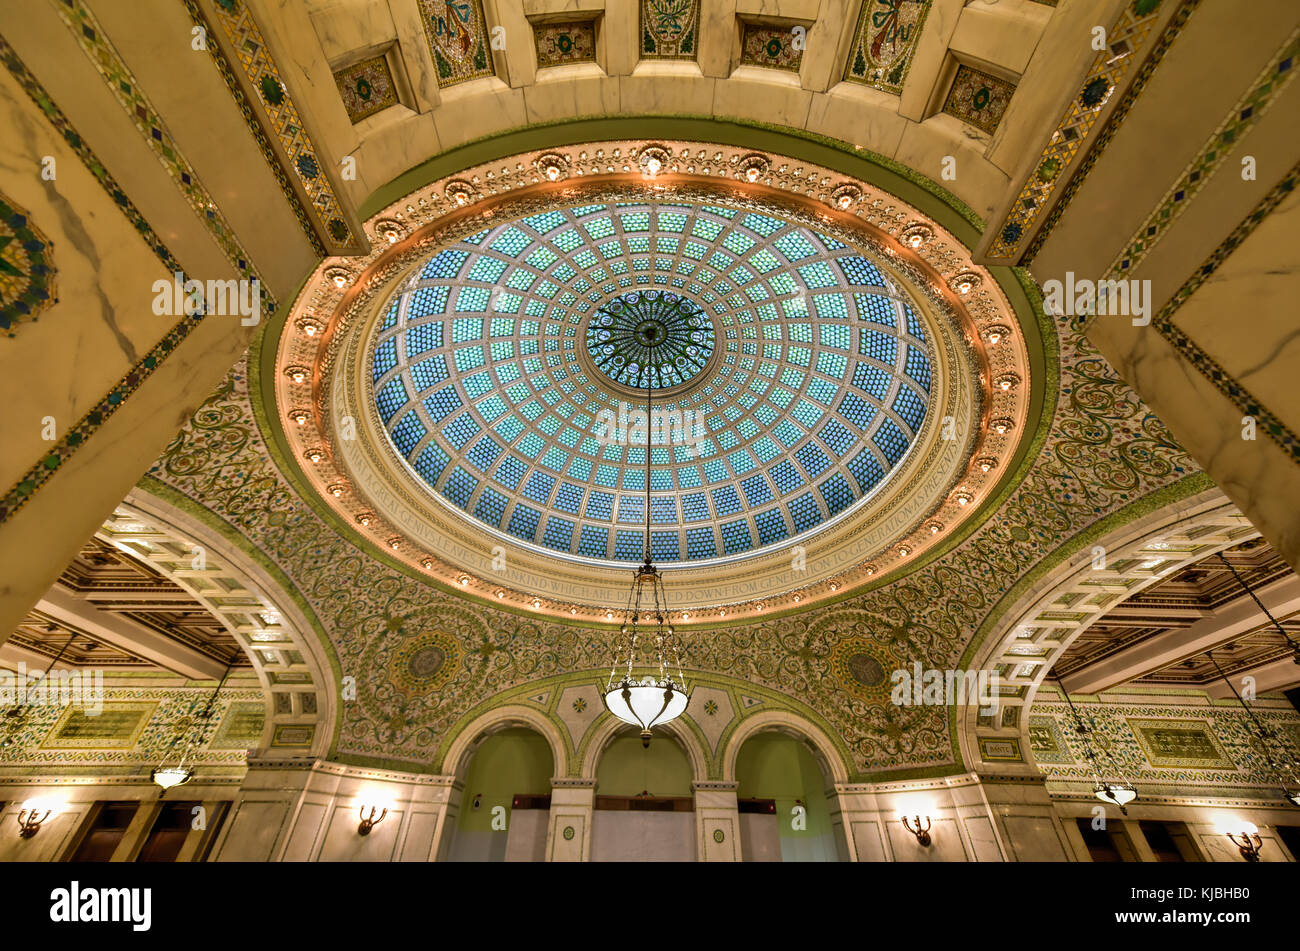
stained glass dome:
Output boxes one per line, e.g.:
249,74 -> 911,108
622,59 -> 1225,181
368,200 -> 933,564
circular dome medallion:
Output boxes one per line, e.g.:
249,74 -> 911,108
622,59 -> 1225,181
584,290 -> 715,392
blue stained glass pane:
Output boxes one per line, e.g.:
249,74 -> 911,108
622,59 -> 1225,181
494,455 -> 527,490
769,459 -> 805,493
585,491 -> 614,521
543,517 -> 575,552
553,482 -> 584,514
892,385 -> 926,433
754,508 -> 788,545
788,492 -> 823,532
474,487 -> 508,527
873,418 -> 908,465
837,255 -> 886,286
390,411 -> 426,456
441,467 -> 477,510
740,474 -> 773,506
686,527 -> 716,559
847,447 -> 885,492
507,504 -> 541,541
720,519 -> 752,554
681,493 -> 709,521
796,442 -> 830,478
711,485 -> 743,517
614,530 -> 643,561
651,497 -> 678,523
376,378 -> 408,423
650,532 -> 679,561
413,443 -> 449,484
820,473 -> 854,515
578,526 -> 608,558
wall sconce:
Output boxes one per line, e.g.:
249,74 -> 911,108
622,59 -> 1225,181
901,814 -> 932,846
472,793 -> 482,810
17,799 -> 54,838
1224,822 -> 1262,862
357,804 -> 388,836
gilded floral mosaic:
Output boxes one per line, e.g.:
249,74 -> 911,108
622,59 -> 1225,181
534,20 -> 598,68
0,683 -> 263,772
942,66 -> 1016,136
418,0 -> 495,86
843,0 -> 932,95
334,55 -> 399,123
0,191 -> 55,337
1029,695 -> 1300,797
739,24 -> 803,73
641,0 -> 701,61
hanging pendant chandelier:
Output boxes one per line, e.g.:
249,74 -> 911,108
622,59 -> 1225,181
1055,674 -> 1137,814
151,651 -> 238,791
601,312 -> 691,747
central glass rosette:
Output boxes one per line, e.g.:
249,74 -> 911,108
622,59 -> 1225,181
584,290 -> 715,390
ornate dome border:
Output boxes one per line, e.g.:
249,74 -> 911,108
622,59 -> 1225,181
266,139 -> 1035,625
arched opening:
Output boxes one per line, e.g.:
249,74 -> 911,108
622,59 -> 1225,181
590,728 -> 696,862
447,727 -> 554,862
735,732 -> 842,862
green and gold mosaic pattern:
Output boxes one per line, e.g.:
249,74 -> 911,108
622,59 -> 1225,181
0,682 -> 263,771
0,190 -> 55,336
334,54 -> 399,123
52,0 -> 265,287
418,0 -> 495,86
1030,692 -> 1300,797
205,0 -> 357,249
990,0 -> 1191,260
641,0 -> 701,61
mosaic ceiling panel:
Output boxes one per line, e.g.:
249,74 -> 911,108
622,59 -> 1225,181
367,201 -> 932,564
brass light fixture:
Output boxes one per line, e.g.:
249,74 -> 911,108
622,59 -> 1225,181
601,309 -> 691,747
357,804 -> 388,836
1224,822 -> 1263,862
16,799 -> 54,838
901,814 -> 932,846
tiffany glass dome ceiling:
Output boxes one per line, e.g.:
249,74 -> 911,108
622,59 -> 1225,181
366,200 -> 934,565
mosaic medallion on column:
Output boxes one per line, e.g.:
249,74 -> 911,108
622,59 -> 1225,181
0,192 -> 56,336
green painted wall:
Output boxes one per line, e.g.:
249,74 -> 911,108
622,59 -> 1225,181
596,735 -> 693,797
736,733 -> 838,861
456,728 -> 554,833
